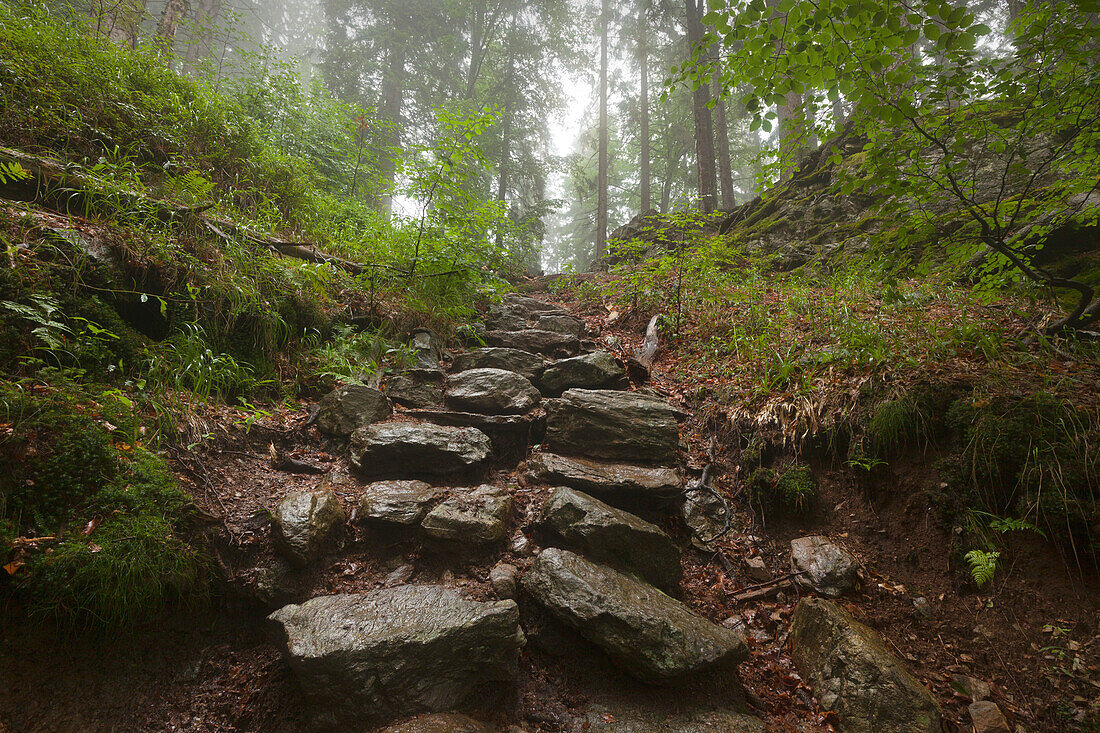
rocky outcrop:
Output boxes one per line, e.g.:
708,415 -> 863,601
446,368 -> 540,415
422,485 -> 513,547
790,536 -> 858,597
358,480 -> 448,526
386,369 -> 445,408
789,598 -> 941,733
316,384 -> 392,437
538,351 -> 628,395
451,347 -> 548,381
349,423 -> 492,479
268,586 -> 524,723
544,389 -> 681,464
537,488 -> 681,591
271,490 -> 345,566
486,329 -> 580,356
522,548 -> 747,683
524,452 -> 682,503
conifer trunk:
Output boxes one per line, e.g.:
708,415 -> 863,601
596,0 -> 609,258
685,0 -> 717,213
639,0 -> 651,214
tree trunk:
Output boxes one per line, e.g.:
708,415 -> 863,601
660,147 -> 686,213
713,85 -> 736,209
638,0 -> 652,214
467,0 -> 485,97
184,0 -> 223,67
596,0 -> 610,259
379,43 -> 406,218
496,14 -> 516,250
156,0 -> 190,52
685,0 -> 717,214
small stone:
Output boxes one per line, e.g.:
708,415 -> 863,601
913,596 -> 934,620
511,532 -> 534,556
489,562 -> 519,599
790,535 -> 858,597
358,480 -> 447,526
743,556 -> 771,583
422,485 -> 513,547
382,564 -> 414,587
721,615 -> 748,634
271,490 -> 345,567
952,674 -> 992,702
316,384 -> 392,438
968,701 -> 1010,733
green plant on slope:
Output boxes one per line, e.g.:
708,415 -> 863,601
964,549 -> 1000,588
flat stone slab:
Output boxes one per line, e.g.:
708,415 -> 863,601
538,487 -> 681,591
522,548 -> 748,683
271,490 -> 345,567
524,452 -> 682,502
486,329 -> 580,356
358,480 -> 448,526
539,351 -> 628,395
790,598 -> 941,733
422,485 -> 513,546
349,422 -> 492,479
446,368 -> 540,415
544,389 -> 681,464
534,313 -> 586,337
451,347 -> 548,381
316,384 -> 392,437
407,409 -> 543,464
268,586 -> 523,723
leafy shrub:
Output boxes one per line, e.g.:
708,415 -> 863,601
748,464 -> 817,516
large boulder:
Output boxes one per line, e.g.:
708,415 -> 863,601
358,480 -> 448,526
524,452 -> 682,503
485,329 -> 580,356
271,490 -> 345,567
790,536 -> 858,597
349,423 -> 492,480
446,368 -> 540,415
539,352 -> 628,395
522,548 -> 747,683
268,586 -> 524,723
316,384 -> 392,438
544,389 -> 681,464
408,409 -> 543,465
452,347 -> 548,381
386,369 -> 445,408
422,485 -> 513,547
789,598 -> 941,733
538,488 -> 681,591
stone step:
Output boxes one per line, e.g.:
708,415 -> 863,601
544,389 -> 682,464
349,422 -> 492,480
445,368 -> 541,415
451,347 -> 549,381
485,328 -> 581,356
524,452 -> 682,504
406,409 -> 543,465
538,351 -> 629,395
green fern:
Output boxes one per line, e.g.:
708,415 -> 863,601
964,549 -> 1000,587
0,160 -> 31,184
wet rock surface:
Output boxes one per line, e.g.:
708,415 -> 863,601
790,535 -> 858,597
446,368 -> 541,415
358,480 -> 448,526
537,487 -> 681,590
271,490 -> 345,567
538,351 -> 628,395
349,422 -> 492,479
521,548 -> 748,682
485,328 -> 580,356
315,384 -> 392,437
386,368 -> 446,408
422,485 -> 513,546
789,598 -> 941,733
524,452 -> 682,502
407,409 -> 543,464
451,347 -> 548,381
544,389 -> 681,464
268,586 -> 524,723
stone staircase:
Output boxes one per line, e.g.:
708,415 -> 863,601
257,293 -> 766,730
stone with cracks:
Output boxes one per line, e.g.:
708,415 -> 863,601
521,548 -> 748,683
410,328 -> 442,369
446,368 -> 540,415
407,409 -> 543,465
789,598 -> 941,733
315,384 -> 392,437
452,347 -> 548,381
538,351 -> 628,395
349,423 -> 492,480
485,329 -> 580,356
534,313 -> 586,337
422,485 -> 513,546
538,487 -> 681,591
271,490 -> 345,567
386,369 -> 445,408
544,389 -> 680,464
502,293 -> 565,315
358,480 -> 448,526
790,535 -> 858,597
268,586 -> 524,724
524,452 -> 682,503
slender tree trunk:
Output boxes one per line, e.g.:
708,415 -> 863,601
661,148 -> 686,213
467,0 -> 485,97
713,84 -> 736,209
596,0 -> 609,258
184,0 -> 223,68
379,43 -> 406,218
496,14 -> 516,250
685,0 -> 717,213
156,0 -> 190,52
638,0 -> 652,214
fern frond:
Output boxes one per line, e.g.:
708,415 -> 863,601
964,549 -> 999,587
0,161 -> 31,185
